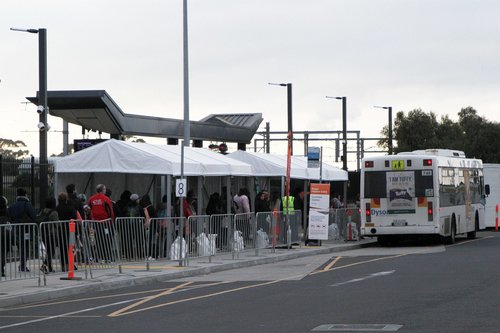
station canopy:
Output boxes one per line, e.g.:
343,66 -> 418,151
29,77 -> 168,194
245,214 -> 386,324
28,90 -> 263,143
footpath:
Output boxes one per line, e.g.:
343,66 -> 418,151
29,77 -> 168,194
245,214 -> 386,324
0,238 -> 376,308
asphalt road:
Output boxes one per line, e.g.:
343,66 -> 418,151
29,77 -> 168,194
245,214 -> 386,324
1,231 -> 500,332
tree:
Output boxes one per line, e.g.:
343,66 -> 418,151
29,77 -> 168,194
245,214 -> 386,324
385,107 -> 500,163
0,138 -> 29,159
435,115 -> 464,151
53,144 -> 74,157
389,109 -> 440,153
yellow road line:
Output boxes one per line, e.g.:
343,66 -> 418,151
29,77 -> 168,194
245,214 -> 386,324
312,235 -> 493,275
310,254 -> 407,276
0,288 -> 171,312
323,256 -> 342,271
1,281 -> 228,312
108,280 -> 282,317
108,281 -> 193,317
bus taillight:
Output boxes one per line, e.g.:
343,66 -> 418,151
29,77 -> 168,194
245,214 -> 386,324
365,203 -> 371,222
427,201 -> 433,221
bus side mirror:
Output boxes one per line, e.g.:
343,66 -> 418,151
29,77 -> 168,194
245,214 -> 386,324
485,184 -> 490,196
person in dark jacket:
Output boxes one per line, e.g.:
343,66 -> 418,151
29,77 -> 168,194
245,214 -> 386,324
139,194 -> 157,259
39,196 -> 59,273
8,188 -> 36,272
56,192 -> 78,271
66,184 -> 84,219
0,196 -> 10,277
254,190 -> 270,213
115,190 -> 132,218
206,192 -> 224,215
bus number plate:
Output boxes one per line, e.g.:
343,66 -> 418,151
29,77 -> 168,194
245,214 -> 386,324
392,220 -> 407,226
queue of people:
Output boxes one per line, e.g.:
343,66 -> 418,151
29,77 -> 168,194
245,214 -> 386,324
1,182 -> 344,276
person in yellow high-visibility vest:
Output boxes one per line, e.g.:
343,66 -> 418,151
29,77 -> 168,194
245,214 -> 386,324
281,195 -> 295,215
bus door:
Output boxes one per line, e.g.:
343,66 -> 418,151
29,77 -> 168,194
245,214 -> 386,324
464,170 -> 473,228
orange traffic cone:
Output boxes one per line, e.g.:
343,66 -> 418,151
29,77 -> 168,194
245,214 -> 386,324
61,220 -> 82,281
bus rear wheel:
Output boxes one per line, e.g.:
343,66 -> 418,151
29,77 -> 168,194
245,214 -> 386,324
445,221 -> 456,245
467,217 -> 479,240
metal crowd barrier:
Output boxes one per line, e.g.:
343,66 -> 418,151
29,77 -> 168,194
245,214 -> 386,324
38,220 -> 86,283
0,223 -> 40,284
0,210 -> 311,285
205,214 -> 232,257
80,219 -> 119,278
328,208 -> 361,241
185,215 -> 211,260
115,217 -> 147,263
253,210 -> 302,254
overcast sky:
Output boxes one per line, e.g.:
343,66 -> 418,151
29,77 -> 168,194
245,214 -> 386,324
1,0 -> 499,168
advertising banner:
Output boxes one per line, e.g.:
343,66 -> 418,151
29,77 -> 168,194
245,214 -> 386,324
386,171 -> 415,214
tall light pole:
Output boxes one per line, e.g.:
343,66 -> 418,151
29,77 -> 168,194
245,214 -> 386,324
326,96 -> 348,205
178,0 -> 190,267
374,105 -> 393,155
326,96 -> 347,171
11,27 -> 48,208
269,82 -> 293,238
268,83 -> 293,155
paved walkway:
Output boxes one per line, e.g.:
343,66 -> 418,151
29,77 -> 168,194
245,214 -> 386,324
0,239 -> 376,308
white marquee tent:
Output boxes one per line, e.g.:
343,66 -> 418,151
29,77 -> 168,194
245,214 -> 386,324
53,139 -> 254,205
54,139 -> 253,176
227,150 -> 348,181
53,140 -> 348,214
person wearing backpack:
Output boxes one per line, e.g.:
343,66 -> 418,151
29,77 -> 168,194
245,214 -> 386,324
57,192 -> 78,272
8,188 -> 36,272
139,194 -> 157,260
127,193 -> 142,218
123,193 -> 142,259
38,197 -> 59,274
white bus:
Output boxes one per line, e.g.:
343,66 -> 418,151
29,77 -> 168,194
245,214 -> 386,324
360,149 -> 489,245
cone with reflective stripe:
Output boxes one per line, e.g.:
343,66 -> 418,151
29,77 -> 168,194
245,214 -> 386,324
61,220 -> 82,280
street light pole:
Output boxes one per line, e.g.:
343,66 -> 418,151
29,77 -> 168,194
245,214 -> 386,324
326,96 -> 348,205
286,83 -> 293,156
374,106 -> 393,155
326,96 -> 347,171
269,82 -> 293,242
11,27 -> 48,208
269,83 -> 293,155
178,0 -> 190,267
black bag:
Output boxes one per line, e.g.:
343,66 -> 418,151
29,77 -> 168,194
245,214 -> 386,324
36,209 -> 53,225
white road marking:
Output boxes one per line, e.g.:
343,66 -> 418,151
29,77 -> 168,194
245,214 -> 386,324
330,270 -> 395,287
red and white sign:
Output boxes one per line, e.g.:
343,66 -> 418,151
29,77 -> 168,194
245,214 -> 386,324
308,183 -> 330,240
